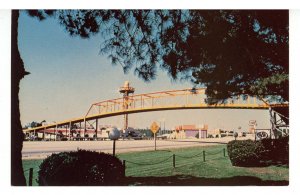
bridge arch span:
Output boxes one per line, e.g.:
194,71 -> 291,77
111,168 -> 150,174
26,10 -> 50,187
23,88 -> 288,133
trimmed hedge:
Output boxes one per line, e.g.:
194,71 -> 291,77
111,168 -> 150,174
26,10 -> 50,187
227,137 -> 289,167
38,150 -> 124,186
227,139 -> 267,167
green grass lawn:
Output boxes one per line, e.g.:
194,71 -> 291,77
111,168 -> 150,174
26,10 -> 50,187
22,144 -> 288,186
22,159 -> 43,186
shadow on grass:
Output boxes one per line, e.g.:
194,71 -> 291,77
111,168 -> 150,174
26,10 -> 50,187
124,175 -> 288,186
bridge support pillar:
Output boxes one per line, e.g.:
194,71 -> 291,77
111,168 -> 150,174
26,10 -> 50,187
79,122 -> 82,138
95,119 -> 98,140
65,125 -> 67,139
269,108 -> 277,139
84,118 -> 87,139
269,107 -> 289,139
55,125 -> 57,141
69,122 -> 72,141
269,108 -> 281,139
43,128 -> 45,141
124,114 -> 128,133
273,111 -> 278,139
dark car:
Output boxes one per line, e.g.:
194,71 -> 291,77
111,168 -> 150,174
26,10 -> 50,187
123,130 -> 143,140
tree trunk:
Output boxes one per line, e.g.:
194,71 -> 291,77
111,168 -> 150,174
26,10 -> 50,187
11,10 -> 28,186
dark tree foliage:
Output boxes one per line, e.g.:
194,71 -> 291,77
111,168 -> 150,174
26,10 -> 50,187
27,10 -> 288,103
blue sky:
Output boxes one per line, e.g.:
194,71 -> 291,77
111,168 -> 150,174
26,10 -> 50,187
18,11 -> 271,131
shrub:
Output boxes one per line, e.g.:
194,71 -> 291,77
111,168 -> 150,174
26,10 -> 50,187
261,136 -> 289,164
227,137 -> 289,167
38,150 -> 124,186
227,139 -> 267,167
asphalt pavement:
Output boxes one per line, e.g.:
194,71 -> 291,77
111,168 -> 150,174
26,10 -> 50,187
22,136 -> 253,159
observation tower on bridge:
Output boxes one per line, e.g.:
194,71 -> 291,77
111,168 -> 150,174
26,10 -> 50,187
119,81 -> 135,132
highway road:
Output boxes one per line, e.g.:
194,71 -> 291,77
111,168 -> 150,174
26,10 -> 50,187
22,137 -> 252,159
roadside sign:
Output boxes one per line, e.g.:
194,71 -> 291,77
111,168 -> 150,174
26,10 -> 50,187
150,122 -> 160,134
150,122 -> 160,151
249,120 -> 257,126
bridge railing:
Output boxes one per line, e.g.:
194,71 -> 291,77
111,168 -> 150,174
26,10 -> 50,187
85,88 -> 269,117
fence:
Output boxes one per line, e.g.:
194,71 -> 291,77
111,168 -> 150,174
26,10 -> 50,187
122,148 -> 227,174
24,148 -> 227,185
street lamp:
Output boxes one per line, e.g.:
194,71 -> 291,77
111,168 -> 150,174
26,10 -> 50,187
158,118 -> 165,135
108,127 -> 120,156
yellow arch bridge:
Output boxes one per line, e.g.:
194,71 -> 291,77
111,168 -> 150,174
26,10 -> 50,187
23,88 -> 288,139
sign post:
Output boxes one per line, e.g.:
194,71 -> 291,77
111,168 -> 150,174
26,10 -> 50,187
249,120 -> 257,134
150,122 -> 160,151
154,132 -> 156,150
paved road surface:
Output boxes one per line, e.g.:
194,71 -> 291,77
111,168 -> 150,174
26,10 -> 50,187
22,137 -> 253,159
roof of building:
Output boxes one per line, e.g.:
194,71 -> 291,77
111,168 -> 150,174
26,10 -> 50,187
175,124 -> 208,131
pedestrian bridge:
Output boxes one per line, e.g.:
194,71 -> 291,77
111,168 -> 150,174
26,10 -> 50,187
23,88 -> 288,133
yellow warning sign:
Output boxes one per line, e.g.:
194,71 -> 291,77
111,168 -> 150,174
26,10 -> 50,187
150,122 -> 160,134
